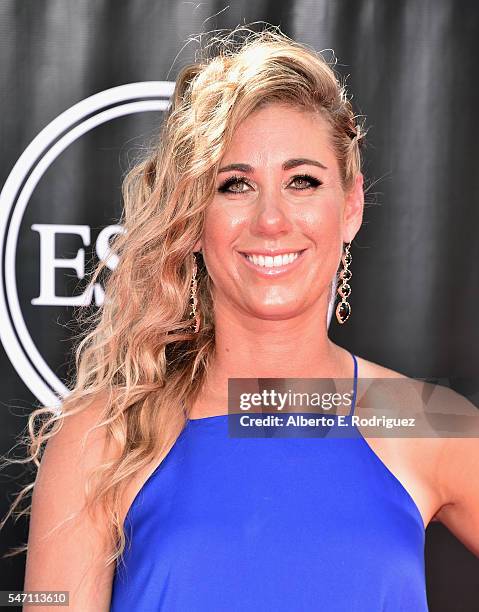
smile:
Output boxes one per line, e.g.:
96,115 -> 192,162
238,249 -> 307,276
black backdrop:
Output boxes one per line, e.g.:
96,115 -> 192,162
1,2 -> 478,610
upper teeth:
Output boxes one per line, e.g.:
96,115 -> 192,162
244,251 -> 302,267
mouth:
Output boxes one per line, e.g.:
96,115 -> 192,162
237,249 -> 308,276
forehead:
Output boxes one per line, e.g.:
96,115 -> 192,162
221,102 -> 336,168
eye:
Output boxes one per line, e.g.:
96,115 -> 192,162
289,174 -> 322,190
217,175 -> 252,194
217,173 -> 322,194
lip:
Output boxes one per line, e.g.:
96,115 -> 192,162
237,248 -> 307,276
238,248 -> 307,256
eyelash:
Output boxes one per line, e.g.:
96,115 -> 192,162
217,173 -> 322,193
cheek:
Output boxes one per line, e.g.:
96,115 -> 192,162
202,200 -> 248,248
202,214 -> 229,255
296,196 -> 343,239
200,208 -> 239,282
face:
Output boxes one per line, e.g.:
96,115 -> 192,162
194,102 -> 364,322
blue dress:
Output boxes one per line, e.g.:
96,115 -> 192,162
110,353 -> 427,611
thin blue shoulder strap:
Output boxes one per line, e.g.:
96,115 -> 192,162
348,352 -> 358,417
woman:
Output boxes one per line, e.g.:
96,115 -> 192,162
8,25 -> 478,611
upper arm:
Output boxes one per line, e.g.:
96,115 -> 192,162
24,395 -> 118,611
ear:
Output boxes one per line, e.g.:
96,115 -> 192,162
342,172 -> 364,243
193,238 -> 202,252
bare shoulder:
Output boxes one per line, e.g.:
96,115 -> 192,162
353,353 -> 446,526
355,353 -> 479,545
428,387 -> 479,555
24,391 -> 119,611
354,353 -> 408,379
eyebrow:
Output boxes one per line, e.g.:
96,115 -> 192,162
217,157 -> 328,174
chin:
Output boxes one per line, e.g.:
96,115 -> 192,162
246,302 -> 307,320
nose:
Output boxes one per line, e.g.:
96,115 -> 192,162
250,188 -> 293,237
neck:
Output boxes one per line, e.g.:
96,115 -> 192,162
189,295 -> 354,417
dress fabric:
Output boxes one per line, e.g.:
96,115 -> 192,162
110,352 -> 428,611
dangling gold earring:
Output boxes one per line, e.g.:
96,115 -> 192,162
190,252 -> 201,333
336,241 -> 352,324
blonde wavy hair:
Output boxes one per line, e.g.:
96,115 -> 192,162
0,24 -> 367,571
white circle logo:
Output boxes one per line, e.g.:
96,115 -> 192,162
0,82 -> 174,408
